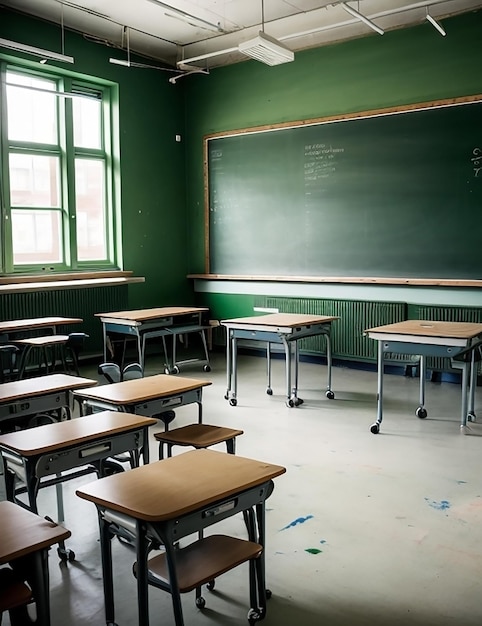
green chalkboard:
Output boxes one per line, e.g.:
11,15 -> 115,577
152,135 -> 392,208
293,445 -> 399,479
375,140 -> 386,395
206,99 -> 482,279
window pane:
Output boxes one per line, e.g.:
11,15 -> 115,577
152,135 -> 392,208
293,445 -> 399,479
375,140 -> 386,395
12,209 -> 62,265
6,72 -> 57,144
9,154 -> 60,207
75,158 -> 107,260
73,96 -> 102,149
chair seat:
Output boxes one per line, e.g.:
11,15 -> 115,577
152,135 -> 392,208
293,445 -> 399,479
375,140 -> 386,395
15,335 -> 70,348
0,568 -> 33,612
15,335 -> 70,378
154,424 -> 243,448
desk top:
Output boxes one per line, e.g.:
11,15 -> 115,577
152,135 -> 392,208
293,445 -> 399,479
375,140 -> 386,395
0,501 -> 71,563
95,307 -> 208,322
366,320 -> 482,340
222,313 -> 338,329
0,411 -> 157,456
0,374 -> 97,404
77,448 -> 286,522
73,374 -> 211,405
0,316 -> 82,334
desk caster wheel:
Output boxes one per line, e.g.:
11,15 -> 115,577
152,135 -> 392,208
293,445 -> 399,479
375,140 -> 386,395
326,390 -> 335,400
229,398 -> 237,406
266,589 -> 272,599
207,580 -> 215,591
58,547 -> 75,562
416,407 -> 427,419
203,365 -> 211,372
287,398 -> 295,407
370,423 -> 380,434
468,411 -> 476,422
195,596 -> 206,609
266,387 -> 273,395
172,366 -> 180,375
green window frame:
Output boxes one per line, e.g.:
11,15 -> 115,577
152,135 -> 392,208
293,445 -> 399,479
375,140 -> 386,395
0,60 -> 121,275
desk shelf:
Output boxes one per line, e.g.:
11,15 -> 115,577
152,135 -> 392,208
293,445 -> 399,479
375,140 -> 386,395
139,534 -> 262,593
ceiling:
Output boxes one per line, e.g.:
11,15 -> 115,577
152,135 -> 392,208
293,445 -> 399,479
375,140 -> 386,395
1,0 -> 482,73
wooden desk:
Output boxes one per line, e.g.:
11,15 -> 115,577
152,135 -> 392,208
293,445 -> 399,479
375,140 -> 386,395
95,306 -> 211,374
76,448 -> 286,626
222,313 -> 338,407
0,411 -> 157,561
0,316 -> 82,338
73,374 -> 211,423
365,320 -> 482,433
0,500 -> 71,626
0,373 -> 97,428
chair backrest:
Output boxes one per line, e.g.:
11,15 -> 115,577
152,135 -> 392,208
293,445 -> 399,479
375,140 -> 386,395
98,362 -> 143,383
122,362 -> 143,380
98,362 -> 121,383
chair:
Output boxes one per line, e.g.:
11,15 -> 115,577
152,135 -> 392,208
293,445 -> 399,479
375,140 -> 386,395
14,335 -> 70,379
0,567 -> 33,626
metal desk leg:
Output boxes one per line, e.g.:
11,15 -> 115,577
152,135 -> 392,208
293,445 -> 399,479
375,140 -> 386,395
102,325 -> 108,362
136,522 -> 150,626
415,356 -> 428,419
325,333 -> 335,399
266,342 -> 273,396
30,549 -> 51,626
281,336 -> 291,407
163,541 -> 185,626
294,340 -> 300,402
370,341 -> 384,434
225,329 -> 235,405
467,349 -> 477,423
99,513 -> 117,626
459,360 -> 470,429
253,501 -> 268,620
226,334 -> 238,406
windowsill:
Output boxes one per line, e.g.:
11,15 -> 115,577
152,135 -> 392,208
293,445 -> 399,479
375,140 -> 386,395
0,271 -> 145,294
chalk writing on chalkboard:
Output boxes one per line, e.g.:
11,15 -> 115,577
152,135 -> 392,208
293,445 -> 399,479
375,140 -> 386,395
472,148 -> 482,177
206,96 -> 482,279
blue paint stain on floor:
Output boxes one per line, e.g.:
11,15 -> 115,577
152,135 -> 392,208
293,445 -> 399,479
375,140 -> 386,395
425,498 -> 451,510
280,515 -> 314,530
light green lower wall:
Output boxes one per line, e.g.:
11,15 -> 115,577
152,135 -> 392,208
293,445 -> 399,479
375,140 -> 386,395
196,288 -> 482,373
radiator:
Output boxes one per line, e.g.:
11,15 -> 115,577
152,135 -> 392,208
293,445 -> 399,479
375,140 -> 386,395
254,296 -> 407,362
409,304 -> 482,374
0,286 -> 129,357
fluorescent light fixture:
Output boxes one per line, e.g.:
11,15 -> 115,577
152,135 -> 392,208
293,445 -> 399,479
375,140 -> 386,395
239,31 -> 294,66
426,12 -> 446,36
109,58 -> 131,67
341,3 -> 384,36
146,0 -> 223,32
0,37 -> 74,63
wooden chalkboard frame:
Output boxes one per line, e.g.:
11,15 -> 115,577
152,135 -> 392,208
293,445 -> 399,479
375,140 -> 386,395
202,95 -> 482,287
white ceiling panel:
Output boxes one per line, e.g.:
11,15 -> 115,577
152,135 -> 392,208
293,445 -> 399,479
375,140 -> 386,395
1,0 -> 481,72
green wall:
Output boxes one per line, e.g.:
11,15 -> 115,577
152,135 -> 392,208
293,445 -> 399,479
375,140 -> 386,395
2,7 -> 481,322
0,8 -> 193,308
184,9 -> 482,285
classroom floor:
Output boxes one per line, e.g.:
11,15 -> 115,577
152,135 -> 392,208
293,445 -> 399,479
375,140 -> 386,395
2,350 -> 482,626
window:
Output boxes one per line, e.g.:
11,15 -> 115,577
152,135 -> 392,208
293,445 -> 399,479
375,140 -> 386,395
0,63 -> 120,273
